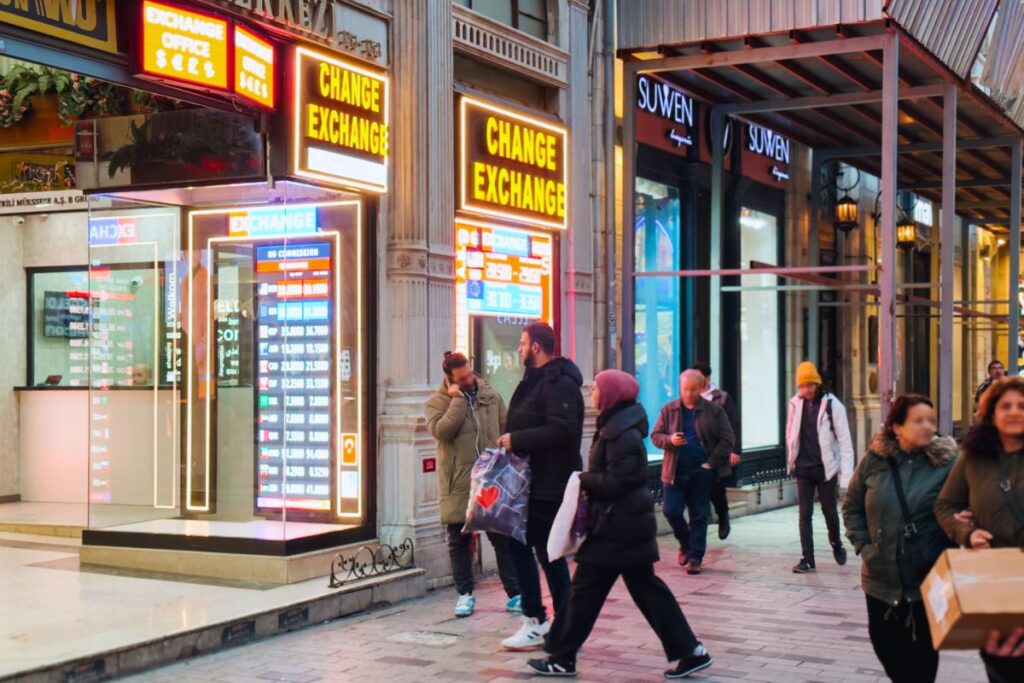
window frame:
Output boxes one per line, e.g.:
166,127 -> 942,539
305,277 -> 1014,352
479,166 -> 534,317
26,263 -> 170,388
461,0 -> 550,41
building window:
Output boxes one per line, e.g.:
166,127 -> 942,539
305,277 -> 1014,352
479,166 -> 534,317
28,266 -> 167,388
456,0 -> 550,41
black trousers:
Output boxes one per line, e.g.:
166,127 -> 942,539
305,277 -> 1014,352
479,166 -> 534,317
796,474 -> 841,561
545,562 -> 699,663
445,524 -> 519,597
710,471 -> 736,522
865,595 -> 938,683
507,498 -> 571,622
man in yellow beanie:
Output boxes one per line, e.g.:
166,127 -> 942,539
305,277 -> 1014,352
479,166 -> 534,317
784,361 -> 854,573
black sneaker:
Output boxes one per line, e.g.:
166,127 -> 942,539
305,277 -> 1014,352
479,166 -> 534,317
686,561 -> 702,575
718,514 -> 731,540
665,653 -> 713,679
792,558 -> 816,573
527,658 -> 577,677
833,543 -> 848,566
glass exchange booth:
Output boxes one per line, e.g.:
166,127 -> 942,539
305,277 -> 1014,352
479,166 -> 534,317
3,9 -> 384,562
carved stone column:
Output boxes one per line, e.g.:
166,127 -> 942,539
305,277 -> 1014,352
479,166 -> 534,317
564,0 -> 595,382
377,0 -> 454,582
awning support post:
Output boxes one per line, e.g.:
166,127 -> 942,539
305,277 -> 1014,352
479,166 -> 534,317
879,31 -> 899,419
1009,139 -> 1021,374
938,83 -> 956,433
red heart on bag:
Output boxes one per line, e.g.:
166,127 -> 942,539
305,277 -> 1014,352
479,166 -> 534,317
476,485 -> 500,510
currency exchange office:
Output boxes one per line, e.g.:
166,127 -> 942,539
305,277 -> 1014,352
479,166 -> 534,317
0,0 -> 392,579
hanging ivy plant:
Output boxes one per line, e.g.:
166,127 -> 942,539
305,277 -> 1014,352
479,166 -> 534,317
0,64 -> 186,128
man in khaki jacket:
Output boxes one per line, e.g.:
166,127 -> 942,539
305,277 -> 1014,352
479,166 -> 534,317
425,352 -> 521,618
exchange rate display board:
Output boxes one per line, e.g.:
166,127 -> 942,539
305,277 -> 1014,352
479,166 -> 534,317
254,242 -> 334,513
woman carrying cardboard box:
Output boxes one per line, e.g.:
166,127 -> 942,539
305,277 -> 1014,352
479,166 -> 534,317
936,376 -> 1024,683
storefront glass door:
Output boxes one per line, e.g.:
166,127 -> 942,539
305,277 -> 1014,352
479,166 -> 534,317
634,178 -> 682,459
85,196 -> 182,529
738,207 -> 781,451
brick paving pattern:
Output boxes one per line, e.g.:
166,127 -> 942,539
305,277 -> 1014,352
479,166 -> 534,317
126,506 -> 987,682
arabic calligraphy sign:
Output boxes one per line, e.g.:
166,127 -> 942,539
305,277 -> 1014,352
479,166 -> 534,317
635,75 -> 696,158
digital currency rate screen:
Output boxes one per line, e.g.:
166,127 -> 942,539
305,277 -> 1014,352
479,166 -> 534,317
254,242 -> 334,513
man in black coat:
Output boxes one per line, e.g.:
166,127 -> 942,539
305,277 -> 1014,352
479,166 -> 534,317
497,322 -> 584,651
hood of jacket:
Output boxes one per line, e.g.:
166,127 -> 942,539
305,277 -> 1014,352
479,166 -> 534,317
540,357 -> 584,387
598,402 -> 649,440
868,432 -> 958,467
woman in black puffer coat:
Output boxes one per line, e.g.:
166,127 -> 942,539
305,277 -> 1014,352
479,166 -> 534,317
527,370 -> 711,680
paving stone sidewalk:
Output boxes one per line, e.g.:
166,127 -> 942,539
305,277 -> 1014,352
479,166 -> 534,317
126,506 -> 988,683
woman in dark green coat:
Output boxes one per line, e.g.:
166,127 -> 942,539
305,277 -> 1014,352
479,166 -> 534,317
842,394 -> 957,683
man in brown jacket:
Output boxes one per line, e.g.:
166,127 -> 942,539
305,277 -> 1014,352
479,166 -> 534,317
425,352 -> 520,618
651,369 -> 735,575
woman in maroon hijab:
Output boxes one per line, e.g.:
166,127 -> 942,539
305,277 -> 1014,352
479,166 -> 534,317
527,370 -> 712,679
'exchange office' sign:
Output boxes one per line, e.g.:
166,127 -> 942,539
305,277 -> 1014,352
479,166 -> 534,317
0,0 -> 118,54
292,46 -> 389,192
459,97 -> 568,231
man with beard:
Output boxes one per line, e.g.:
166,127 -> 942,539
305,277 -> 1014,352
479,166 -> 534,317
497,322 -> 584,651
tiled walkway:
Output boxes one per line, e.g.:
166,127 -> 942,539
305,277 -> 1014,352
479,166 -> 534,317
126,506 -> 987,682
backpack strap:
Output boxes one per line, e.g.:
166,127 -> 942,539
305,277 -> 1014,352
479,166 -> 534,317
825,397 -> 838,440
886,457 -> 917,538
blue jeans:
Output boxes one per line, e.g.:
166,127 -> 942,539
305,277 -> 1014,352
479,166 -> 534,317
507,498 -> 571,623
662,467 -> 713,563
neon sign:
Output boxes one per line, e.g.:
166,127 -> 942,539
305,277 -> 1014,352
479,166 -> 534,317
292,46 -> 389,192
227,206 -> 318,237
459,97 -> 568,230
88,217 -> 139,246
141,1 -> 229,90
455,220 -> 554,352
234,26 -> 275,108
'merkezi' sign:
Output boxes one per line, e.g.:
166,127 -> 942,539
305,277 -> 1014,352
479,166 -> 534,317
292,46 -> 389,192
636,75 -> 695,154
743,124 -> 790,184
459,97 -> 568,230
0,0 -> 118,53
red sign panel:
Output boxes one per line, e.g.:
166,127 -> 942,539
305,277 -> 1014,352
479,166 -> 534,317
741,123 -> 791,185
635,74 -> 697,158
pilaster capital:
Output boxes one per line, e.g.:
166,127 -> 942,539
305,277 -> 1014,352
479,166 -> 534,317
387,246 -> 429,276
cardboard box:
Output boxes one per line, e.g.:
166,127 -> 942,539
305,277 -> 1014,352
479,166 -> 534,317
922,548 -> 1024,650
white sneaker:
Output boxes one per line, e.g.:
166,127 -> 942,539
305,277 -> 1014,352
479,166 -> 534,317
454,593 -> 475,617
501,616 -> 550,651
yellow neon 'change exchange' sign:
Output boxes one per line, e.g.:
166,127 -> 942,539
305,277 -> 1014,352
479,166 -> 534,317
292,47 -> 389,193
459,97 -> 568,230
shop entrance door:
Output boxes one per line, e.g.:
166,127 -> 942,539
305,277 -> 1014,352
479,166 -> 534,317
85,196 -> 182,529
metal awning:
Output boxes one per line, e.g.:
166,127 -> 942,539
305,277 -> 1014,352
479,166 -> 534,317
619,15 -> 1024,428
622,20 -> 1022,229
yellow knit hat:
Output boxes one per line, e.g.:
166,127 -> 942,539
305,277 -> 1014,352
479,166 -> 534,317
796,361 -> 822,387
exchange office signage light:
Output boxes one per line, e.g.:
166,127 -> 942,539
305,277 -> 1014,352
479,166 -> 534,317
140,0 -> 230,90
291,46 -> 389,192
459,96 -> 568,230
137,0 -> 276,109
0,0 -> 118,54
